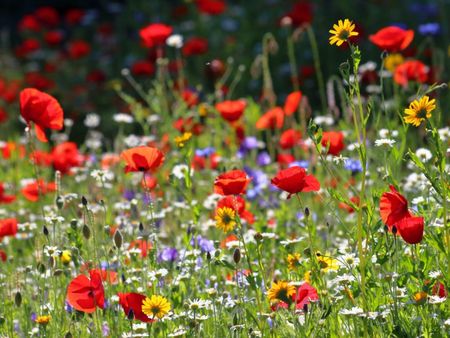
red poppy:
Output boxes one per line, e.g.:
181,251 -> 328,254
182,37 -> 209,56
66,270 -> 105,313
65,9 -> 85,25
284,91 -> 302,116
369,26 -> 414,52
118,292 -> 154,322
279,129 -> 302,149
214,170 -> 251,196
140,23 -> 173,48
432,282 -> 447,298
20,88 -> 64,142
120,147 -> 165,173
44,31 -> 63,46
379,185 -> 410,227
0,107 -> 7,124
25,72 -> 55,91
271,166 -> 320,198
181,89 -> 199,108
0,218 -> 18,237
87,70 -> 106,84
215,100 -> 246,122
1,142 -> 26,160
196,0 -> 226,15
321,131 -> 345,156
338,196 -> 360,214
292,282 -> 319,310
192,153 -> 220,171
0,249 -> 6,262
256,107 -> 284,130
52,142 -> 83,174
90,268 -> 118,285
396,216 -> 424,245
35,6 -> 60,27
68,40 -> 91,59
101,154 -> 121,170
131,60 -> 155,76
217,196 -> 255,224
394,60 -> 428,86
21,180 -> 56,202
18,15 -> 41,32
15,39 -> 40,57
284,1 -> 313,27
380,185 -> 424,244
128,239 -> 152,258
276,153 -> 295,167
0,183 -> 16,204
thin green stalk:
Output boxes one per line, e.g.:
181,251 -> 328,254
306,25 -> 327,114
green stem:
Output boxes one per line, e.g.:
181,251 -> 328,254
306,25 -> 327,114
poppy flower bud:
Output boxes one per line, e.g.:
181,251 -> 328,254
81,196 -> 88,206
82,224 -> 91,239
15,291 -> 22,307
56,195 -> 64,210
392,226 -> 398,235
70,219 -> 77,229
304,207 -> 310,217
127,309 -> 134,320
233,248 -> 241,264
303,303 -> 308,313
254,232 -> 263,242
139,222 -> 144,232
113,229 -> 123,249
206,251 -> 212,261
43,225 -> 49,236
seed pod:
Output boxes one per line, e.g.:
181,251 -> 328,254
304,207 -> 310,217
15,291 -> 22,307
53,269 -> 63,277
233,248 -> 241,264
254,232 -> 263,242
37,262 -> 46,274
392,226 -> 398,235
70,219 -> 78,230
56,195 -> 64,210
81,196 -> 88,206
113,229 -> 123,249
82,224 -> 91,239
206,251 -> 212,261
139,222 -> 144,232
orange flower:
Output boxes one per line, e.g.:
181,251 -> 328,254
256,107 -> 284,130
120,146 -> 165,173
283,91 -> 302,116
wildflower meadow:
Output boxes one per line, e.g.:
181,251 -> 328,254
0,1 -> 449,337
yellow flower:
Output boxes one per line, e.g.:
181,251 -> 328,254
35,315 -> 51,325
214,207 -> 236,233
304,271 -> 312,284
413,291 -> 428,305
384,53 -> 404,73
142,295 -> 171,319
267,281 -> 296,303
404,96 -> 436,127
329,19 -> 359,46
174,132 -> 192,148
60,250 -> 72,264
287,253 -> 301,271
316,252 -> 339,272
198,104 -> 209,117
